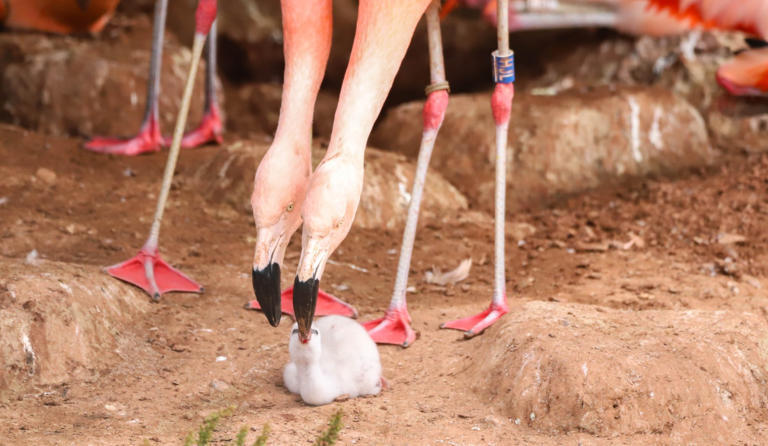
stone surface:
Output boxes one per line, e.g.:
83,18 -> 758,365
0,19 -> 219,139
0,258 -> 151,396
189,140 -> 468,230
470,301 -> 768,443
533,30 -> 768,154
372,87 -> 715,212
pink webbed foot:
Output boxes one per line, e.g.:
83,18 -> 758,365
441,298 -> 509,338
168,106 -> 223,149
245,287 -> 357,319
362,306 -> 416,347
85,118 -> 164,156
107,247 -> 203,300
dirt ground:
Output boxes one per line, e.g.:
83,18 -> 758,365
2,113 -> 768,445
2,8 -> 768,445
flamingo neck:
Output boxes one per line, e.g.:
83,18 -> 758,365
326,0 -> 432,160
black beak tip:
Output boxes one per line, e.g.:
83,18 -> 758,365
292,275 -> 320,337
251,263 -> 282,327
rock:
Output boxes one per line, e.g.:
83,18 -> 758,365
716,233 -> 747,245
469,301 -> 768,443
506,222 -> 536,241
707,102 -> 768,154
533,30 -> 768,154
0,258 -> 151,397
0,19 -> 220,139
372,87 -> 715,212
209,379 -> 230,392
188,139 -> 468,230
35,168 -> 56,185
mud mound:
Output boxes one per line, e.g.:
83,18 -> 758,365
536,30 -> 768,154
188,140 -> 468,230
0,19 -> 217,139
373,87 -> 715,212
469,301 -> 768,442
0,258 -> 151,397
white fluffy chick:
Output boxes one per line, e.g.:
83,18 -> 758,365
284,315 -> 383,406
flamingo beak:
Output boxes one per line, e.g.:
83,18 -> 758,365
292,275 -> 319,342
251,263 -> 282,327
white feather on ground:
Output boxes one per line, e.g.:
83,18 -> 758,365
424,258 -> 472,286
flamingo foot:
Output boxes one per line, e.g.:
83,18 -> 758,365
441,298 -> 509,338
169,106 -> 224,149
245,287 -> 357,319
107,247 -> 203,300
362,306 -> 416,347
84,118 -> 164,156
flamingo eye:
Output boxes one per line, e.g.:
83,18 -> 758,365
286,202 -> 295,212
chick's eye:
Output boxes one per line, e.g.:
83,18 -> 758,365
311,329 -> 319,335
286,202 -> 295,212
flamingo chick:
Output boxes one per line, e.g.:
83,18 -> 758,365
283,315 -> 383,406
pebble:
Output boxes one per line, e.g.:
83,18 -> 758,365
35,167 -> 57,185
210,379 -> 230,392
25,250 -> 39,265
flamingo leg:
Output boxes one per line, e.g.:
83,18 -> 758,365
441,0 -> 514,337
291,0 -> 432,342
247,0 -> 356,327
85,0 -> 221,155
362,0 -> 449,348
84,0 -> 167,155
107,0 -> 217,298
175,19 -> 224,148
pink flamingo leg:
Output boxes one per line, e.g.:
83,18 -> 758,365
363,0 -> 448,347
85,0 -> 222,155
84,0 -> 168,155
174,19 -> 224,149
107,245 -> 202,299
107,0 -> 217,298
441,0 -> 514,338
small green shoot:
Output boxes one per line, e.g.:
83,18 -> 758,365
314,410 -> 343,446
233,423 -> 270,446
183,406 -> 235,446
180,406 -> 341,445
252,424 -> 271,446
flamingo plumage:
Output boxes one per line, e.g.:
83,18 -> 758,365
0,0 -> 119,34
458,0 -> 768,96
